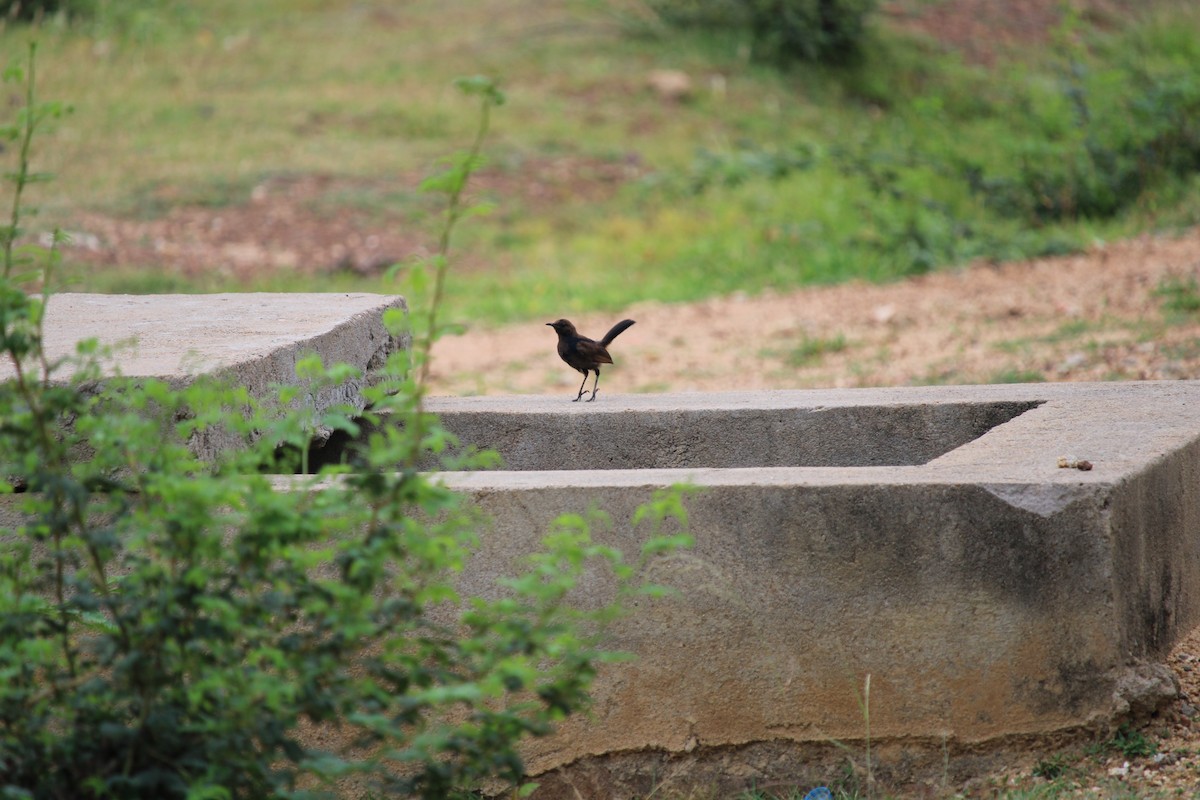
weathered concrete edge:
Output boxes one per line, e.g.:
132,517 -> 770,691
427,381 -> 1200,485
161,297 -> 408,460
0,293 -> 408,460
414,383 -> 1200,780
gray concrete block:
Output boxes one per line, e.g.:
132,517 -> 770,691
0,292 -> 407,457
419,383 -> 1200,781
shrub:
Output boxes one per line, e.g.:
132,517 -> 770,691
647,0 -> 877,66
965,59 -> 1200,225
0,48 -> 691,799
745,0 -> 876,65
2,0 -> 98,22
1,0 -> 180,34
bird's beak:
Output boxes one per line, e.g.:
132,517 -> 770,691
545,322 -> 553,327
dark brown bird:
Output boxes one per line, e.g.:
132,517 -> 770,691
546,318 -> 635,402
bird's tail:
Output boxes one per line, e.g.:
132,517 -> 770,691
599,319 -> 636,347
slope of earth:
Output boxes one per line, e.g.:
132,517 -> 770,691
426,228 -> 1200,397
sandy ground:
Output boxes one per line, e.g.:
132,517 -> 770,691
427,228 -> 1200,398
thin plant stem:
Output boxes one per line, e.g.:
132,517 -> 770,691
416,91 -> 494,393
860,673 -> 873,799
3,42 -> 39,281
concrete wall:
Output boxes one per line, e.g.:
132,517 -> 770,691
423,383 -> 1200,789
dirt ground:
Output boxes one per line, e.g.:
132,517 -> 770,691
426,227 -> 1200,399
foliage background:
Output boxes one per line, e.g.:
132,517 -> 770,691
0,54 -> 692,798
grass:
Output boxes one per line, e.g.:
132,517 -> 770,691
6,0 -> 1200,331
990,368 -> 1048,384
1107,725 -> 1158,759
763,332 -> 849,367
1155,276 -> 1200,318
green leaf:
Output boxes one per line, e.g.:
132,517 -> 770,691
419,165 -> 468,196
453,75 -> 506,106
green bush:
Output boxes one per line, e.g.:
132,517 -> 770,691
746,0 -> 876,65
0,49 -> 691,799
647,0 -> 877,65
2,0 -> 179,34
965,61 -> 1200,225
2,0 -> 98,22
968,114 -> 1189,224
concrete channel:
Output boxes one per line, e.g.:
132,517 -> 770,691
4,294 -> 1199,794
420,384 -> 1200,789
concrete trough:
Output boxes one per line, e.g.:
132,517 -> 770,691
4,293 -> 1200,792
416,384 -> 1200,789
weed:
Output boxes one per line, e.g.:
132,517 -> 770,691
777,332 -> 848,367
1154,276 -> 1200,316
682,140 -> 818,194
1040,319 -> 1095,343
989,368 -> 1046,384
1107,724 -> 1158,759
1031,754 -> 1069,780
857,674 -> 874,798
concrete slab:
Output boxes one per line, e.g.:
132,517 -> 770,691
0,291 -> 405,385
408,383 -> 1200,789
0,293 -> 407,456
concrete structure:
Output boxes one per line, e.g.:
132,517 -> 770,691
0,291 -> 405,393
0,293 -> 406,457
417,384 -> 1200,793
4,294 -> 1199,794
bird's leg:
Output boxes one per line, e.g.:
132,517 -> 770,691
573,372 -> 588,402
587,370 -> 600,401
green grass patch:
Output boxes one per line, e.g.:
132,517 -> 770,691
989,367 -> 1046,384
7,1 -> 1200,326
1038,319 -> 1098,343
1154,276 -> 1200,317
1107,724 -> 1158,759
765,332 -> 849,367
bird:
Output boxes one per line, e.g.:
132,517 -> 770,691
546,318 -> 635,402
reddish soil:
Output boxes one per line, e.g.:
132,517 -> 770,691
64,156 -> 644,283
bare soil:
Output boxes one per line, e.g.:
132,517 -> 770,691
427,228 -> 1200,398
